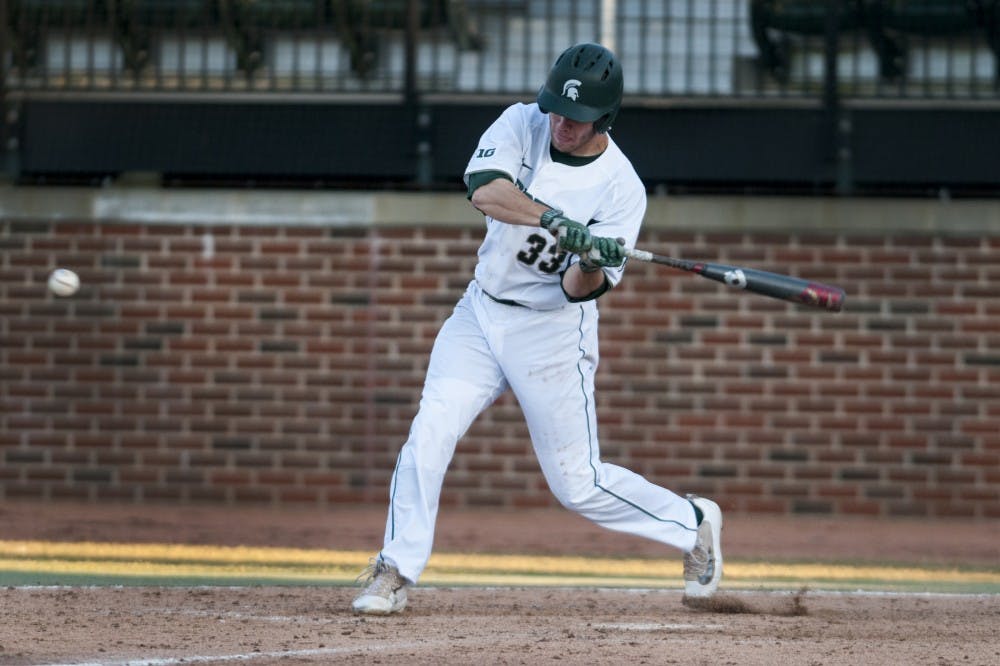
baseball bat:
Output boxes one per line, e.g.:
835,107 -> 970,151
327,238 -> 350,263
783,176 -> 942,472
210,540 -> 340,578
625,247 -> 845,312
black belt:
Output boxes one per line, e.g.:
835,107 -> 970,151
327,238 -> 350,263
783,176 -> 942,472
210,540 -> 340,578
482,288 -> 525,307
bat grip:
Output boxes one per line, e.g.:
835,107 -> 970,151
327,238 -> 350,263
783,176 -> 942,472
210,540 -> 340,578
624,247 -> 654,262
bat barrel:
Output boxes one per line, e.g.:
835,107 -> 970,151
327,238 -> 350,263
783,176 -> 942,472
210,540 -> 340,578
713,266 -> 845,312
625,248 -> 846,312
797,283 -> 845,312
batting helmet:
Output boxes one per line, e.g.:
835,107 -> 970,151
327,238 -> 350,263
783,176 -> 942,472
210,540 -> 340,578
536,43 -> 623,134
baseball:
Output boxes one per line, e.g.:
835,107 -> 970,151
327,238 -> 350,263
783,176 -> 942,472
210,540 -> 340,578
48,268 -> 81,297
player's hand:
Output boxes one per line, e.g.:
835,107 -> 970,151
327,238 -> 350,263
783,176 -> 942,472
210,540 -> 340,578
540,209 -> 591,254
581,236 -> 626,269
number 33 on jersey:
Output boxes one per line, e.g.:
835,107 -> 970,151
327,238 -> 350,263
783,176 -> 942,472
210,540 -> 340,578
465,102 -> 646,310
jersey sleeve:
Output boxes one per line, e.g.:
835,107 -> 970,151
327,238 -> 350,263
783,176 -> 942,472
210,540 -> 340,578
465,170 -> 513,200
463,104 -> 530,186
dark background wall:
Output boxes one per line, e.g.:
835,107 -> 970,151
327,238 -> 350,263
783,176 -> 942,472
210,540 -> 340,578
14,98 -> 1000,196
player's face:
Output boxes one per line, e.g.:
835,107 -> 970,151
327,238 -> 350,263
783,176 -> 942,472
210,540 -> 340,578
548,114 -> 606,156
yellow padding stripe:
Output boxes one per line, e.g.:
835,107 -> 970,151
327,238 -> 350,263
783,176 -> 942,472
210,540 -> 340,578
0,540 -> 997,588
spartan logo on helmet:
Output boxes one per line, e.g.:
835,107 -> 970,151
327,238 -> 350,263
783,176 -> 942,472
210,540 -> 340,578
562,79 -> 582,101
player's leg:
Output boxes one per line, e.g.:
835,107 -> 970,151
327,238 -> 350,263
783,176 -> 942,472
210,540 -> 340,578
371,291 -> 508,584
514,355 -> 698,552
502,303 -> 721,595
354,292 -> 508,614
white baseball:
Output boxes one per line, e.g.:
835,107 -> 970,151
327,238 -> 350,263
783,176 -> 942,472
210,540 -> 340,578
48,268 -> 81,297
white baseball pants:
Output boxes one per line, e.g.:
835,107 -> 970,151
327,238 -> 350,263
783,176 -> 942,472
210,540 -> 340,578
378,281 -> 698,583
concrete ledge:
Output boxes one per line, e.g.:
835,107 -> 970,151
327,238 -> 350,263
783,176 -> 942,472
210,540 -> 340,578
2,185 -> 998,234
655,195 -> 1000,235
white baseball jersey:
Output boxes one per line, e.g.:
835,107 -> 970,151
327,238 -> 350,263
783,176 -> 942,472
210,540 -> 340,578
464,102 -> 646,310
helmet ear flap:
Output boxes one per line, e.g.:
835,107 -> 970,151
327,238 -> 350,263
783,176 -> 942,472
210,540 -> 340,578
594,107 -> 620,134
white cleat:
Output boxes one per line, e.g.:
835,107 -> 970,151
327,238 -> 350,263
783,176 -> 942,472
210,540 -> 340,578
683,494 -> 723,598
351,558 -> 409,615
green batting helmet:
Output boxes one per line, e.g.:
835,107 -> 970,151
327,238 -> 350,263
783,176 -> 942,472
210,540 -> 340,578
536,43 -> 623,134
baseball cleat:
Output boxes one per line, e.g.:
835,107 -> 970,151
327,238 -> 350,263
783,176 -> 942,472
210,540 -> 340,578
683,494 -> 723,598
351,558 -> 408,615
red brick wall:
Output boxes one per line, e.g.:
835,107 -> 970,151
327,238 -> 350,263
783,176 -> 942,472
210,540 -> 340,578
2,202 -> 999,518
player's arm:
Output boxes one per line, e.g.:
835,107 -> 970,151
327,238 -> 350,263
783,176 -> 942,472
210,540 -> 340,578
560,236 -> 625,301
562,262 -> 610,300
467,171 -> 602,300
469,174 -> 592,251
467,174 -> 549,226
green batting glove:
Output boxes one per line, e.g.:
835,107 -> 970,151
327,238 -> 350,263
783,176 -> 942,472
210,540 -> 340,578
580,236 -> 626,270
540,208 -> 592,254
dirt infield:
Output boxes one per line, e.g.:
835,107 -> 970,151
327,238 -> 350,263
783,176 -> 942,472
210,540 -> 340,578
2,586 -> 998,665
0,502 -> 998,665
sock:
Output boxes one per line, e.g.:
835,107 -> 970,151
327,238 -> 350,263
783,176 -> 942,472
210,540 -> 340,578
690,500 -> 704,526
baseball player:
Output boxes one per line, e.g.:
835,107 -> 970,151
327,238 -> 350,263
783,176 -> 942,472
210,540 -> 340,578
352,43 -> 722,615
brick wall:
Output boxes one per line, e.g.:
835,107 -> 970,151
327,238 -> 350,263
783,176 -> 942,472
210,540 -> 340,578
1,191 -> 999,518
